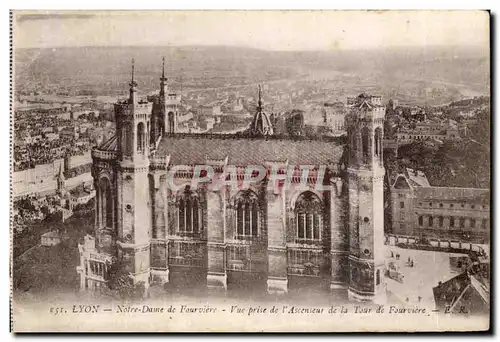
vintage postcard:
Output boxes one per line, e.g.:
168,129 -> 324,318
10,10 -> 491,332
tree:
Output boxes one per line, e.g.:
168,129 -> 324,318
106,260 -> 147,300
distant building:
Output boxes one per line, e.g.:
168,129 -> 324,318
302,106 -> 324,127
71,109 -> 99,120
459,109 -> 476,118
70,186 -> 96,206
391,168 -> 490,243
198,103 -> 222,116
41,230 -> 64,246
347,94 -> 382,107
395,119 -> 461,143
198,117 -> 215,131
323,102 -> 347,135
13,158 -> 65,198
409,106 -> 425,118
59,126 -> 79,140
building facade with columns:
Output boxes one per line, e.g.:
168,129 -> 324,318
391,168 -> 490,244
77,62 -> 387,303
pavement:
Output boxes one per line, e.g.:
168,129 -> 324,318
384,246 -> 468,307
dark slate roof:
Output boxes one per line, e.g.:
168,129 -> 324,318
433,265 -> 489,314
433,272 -> 470,311
98,135 -> 118,151
415,187 -> 490,203
156,134 -> 345,166
393,175 -> 411,190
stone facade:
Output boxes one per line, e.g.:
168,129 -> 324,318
77,65 -> 387,303
391,169 -> 490,244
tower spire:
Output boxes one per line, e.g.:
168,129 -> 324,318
130,58 -> 137,86
160,56 -> 167,82
162,56 -> 166,79
257,85 -> 263,112
128,58 -> 137,104
159,57 -> 168,99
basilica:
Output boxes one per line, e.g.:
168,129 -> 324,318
77,60 -> 387,303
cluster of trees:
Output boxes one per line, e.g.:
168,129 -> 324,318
385,109 -> 490,189
105,261 -> 147,300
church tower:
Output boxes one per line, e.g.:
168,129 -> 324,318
152,57 -> 180,140
114,59 -> 153,287
345,93 -> 386,303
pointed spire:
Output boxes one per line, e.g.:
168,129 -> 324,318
257,85 -> 263,112
128,58 -> 137,104
160,56 -> 168,82
129,58 -> 137,88
159,57 -> 168,99
162,56 -> 165,79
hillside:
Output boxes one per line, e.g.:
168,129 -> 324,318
14,45 -> 490,104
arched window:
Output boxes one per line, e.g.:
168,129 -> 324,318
459,218 -> 465,229
470,219 -> 476,229
137,122 -> 145,153
99,178 -> 113,229
450,217 -> 455,228
168,112 -> 175,134
362,126 -> 370,163
376,269 -> 381,285
438,216 -> 444,227
418,216 -> 423,226
374,127 -> 382,161
177,186 -> 202,235
122,123 -> 133,154
234,190 -> 259,238
428,216 -> 434,227
295,191 -> 323,243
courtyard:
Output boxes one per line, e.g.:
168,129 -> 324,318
384,246 -> 469,307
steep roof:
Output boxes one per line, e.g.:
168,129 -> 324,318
98,135 -> 118,151
392,174 -> 411,190
433,264 -> 489,315
156,134 -> 345,167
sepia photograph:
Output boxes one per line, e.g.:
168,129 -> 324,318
10,9 -> 491,332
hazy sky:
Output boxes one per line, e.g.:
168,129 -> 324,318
14,10 -> 490,50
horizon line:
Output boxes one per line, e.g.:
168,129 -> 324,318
15,42 -> 489,52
